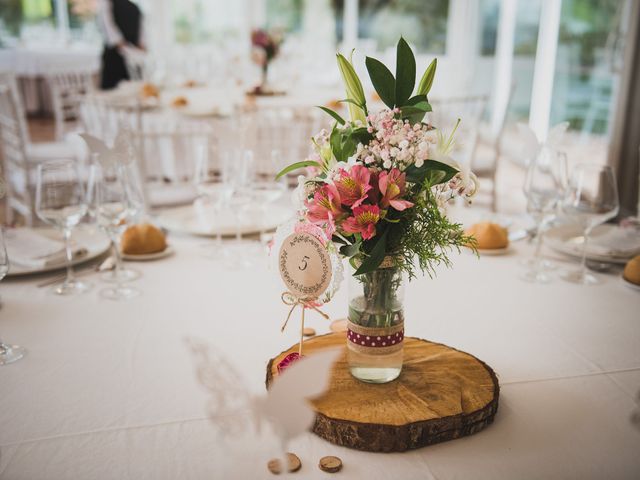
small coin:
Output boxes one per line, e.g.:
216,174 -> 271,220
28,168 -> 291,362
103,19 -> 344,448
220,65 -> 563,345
319,455 -> 342,473
268,452 -> 302,474
303,327 -> 316,337
329,318 -> 348,333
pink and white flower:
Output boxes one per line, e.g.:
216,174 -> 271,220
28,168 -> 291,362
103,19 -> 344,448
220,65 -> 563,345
341,205 -> 380,240
334,165 -> 371,208
305,183 -> 344,237
379,169 -> 414,211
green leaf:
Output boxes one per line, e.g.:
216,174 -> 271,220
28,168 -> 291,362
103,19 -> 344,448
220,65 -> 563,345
404,160 -> 458,186
340,239 -> 362,257
336,53 -> 367,124
417,58 -> 437,96
405,94 -> 427,106
316,106 -> 345,125
395,37 -> 416,107
350,127 -> 374,144
275,160 -> 321,179
365,56 -> 396,109
330,126 -> 343,162
355,229 -> 389,275
338,98 -> 364,108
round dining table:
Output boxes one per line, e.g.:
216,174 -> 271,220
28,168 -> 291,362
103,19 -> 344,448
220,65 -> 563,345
0,212 -> 639,479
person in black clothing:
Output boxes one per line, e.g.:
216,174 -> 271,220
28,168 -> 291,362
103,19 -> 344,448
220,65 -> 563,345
97,0 -> 145,90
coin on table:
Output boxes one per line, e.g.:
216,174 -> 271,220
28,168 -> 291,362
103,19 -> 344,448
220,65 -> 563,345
319,455 -> 342,473
303,327 -> 316,337
329,318 -> 348,333
268,452 -> 302,474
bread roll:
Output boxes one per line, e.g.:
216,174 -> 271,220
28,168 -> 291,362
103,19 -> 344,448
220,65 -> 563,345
140,83 -> 159,99
465,222 -> 509,250
171,96 -> 188,107
121,224 -> 167,255
623,255 -> 640,285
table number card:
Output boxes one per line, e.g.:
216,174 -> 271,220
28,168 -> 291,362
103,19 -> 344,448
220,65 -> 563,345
271,222 -> 343,361
278,232 -> 332,300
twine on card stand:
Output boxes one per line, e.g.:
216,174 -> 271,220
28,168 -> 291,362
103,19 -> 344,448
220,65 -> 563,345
280,292 -> 330,355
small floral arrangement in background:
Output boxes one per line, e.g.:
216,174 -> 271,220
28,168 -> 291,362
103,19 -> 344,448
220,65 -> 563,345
278,37 -> 477,279
251,28 -> 283,71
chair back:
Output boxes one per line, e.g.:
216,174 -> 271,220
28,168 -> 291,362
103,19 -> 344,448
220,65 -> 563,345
46,67 -> 95,141
430,94 -> 489,167
0,85 -> 34,225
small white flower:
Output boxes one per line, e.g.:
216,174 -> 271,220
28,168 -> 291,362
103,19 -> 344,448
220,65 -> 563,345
415,158 -> 424,168
383,159 -> 392,169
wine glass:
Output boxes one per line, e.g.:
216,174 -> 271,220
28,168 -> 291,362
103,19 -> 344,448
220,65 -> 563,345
87,162 -> 140,300
561,164 -> 619,285
193,143 -> 234,258
35,159 -> 91,295
251,149 -> 287,240
224,149 -> 263,268
0,228 -> 25,366
521,149 -> 567,283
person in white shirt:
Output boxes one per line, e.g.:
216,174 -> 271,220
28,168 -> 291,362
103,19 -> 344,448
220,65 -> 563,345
97,0 -> 145,89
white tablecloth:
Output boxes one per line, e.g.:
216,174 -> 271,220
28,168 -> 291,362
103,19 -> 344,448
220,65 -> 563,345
1,220 -> 639,479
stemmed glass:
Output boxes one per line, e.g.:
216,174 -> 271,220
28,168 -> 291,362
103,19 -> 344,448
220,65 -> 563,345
0,228 -> 25,365
561,164 -> 620,285
193,144 -> 234,258
87,162 -> 141,300
36,159 -> 91,295
252,149 -> 287,241
521,149 -> 567,283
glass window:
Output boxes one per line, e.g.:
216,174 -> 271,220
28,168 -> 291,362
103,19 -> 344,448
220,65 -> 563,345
509,0 -> 541,122
550,0 -> 626,136
0,0 -> 55,42
266,0 -> 303,33
332,0 -> 449,53
479,0 -> 499,56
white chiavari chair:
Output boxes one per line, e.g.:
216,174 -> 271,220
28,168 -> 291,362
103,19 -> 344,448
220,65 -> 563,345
0,85 -> 36,225
131,113 -> 210,209
0,72 -> 82,164
429,94 -> 489,167
45,66 -> 96,141
241,107 -> 323,184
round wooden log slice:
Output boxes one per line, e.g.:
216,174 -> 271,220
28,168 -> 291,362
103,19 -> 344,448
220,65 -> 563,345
266,333 -> 499,453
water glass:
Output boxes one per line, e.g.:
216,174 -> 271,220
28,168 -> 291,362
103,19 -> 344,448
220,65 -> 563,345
0,228 -> 25,365
521,149 -> 567,283
561,164 -> 619,285
87,162 -> 141,300
36,160 -> 91,295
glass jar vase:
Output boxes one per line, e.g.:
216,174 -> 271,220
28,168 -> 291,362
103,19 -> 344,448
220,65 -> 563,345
347,258 -> 406,383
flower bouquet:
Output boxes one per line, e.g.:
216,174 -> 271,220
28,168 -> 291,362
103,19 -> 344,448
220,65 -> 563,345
277,38 -> 477,383
250,28 -> 284,94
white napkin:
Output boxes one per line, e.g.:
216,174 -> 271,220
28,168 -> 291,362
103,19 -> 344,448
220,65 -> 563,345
587,227 -> 640,258
5,229 -> 87,269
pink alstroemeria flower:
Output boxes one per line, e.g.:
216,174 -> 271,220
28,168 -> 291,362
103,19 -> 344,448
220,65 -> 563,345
305,183 -> 344,237
335,165 -> 371,208
379,169 -> 414,211
342,205 -> 380,240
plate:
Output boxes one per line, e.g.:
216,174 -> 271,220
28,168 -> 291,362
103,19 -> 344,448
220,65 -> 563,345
621,276 -> 640,292
122,246 -> 175,261
6,226 -> 110,277
155,202 -> 294,237
546,224 -> 640,265
477,246 -> 512,256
